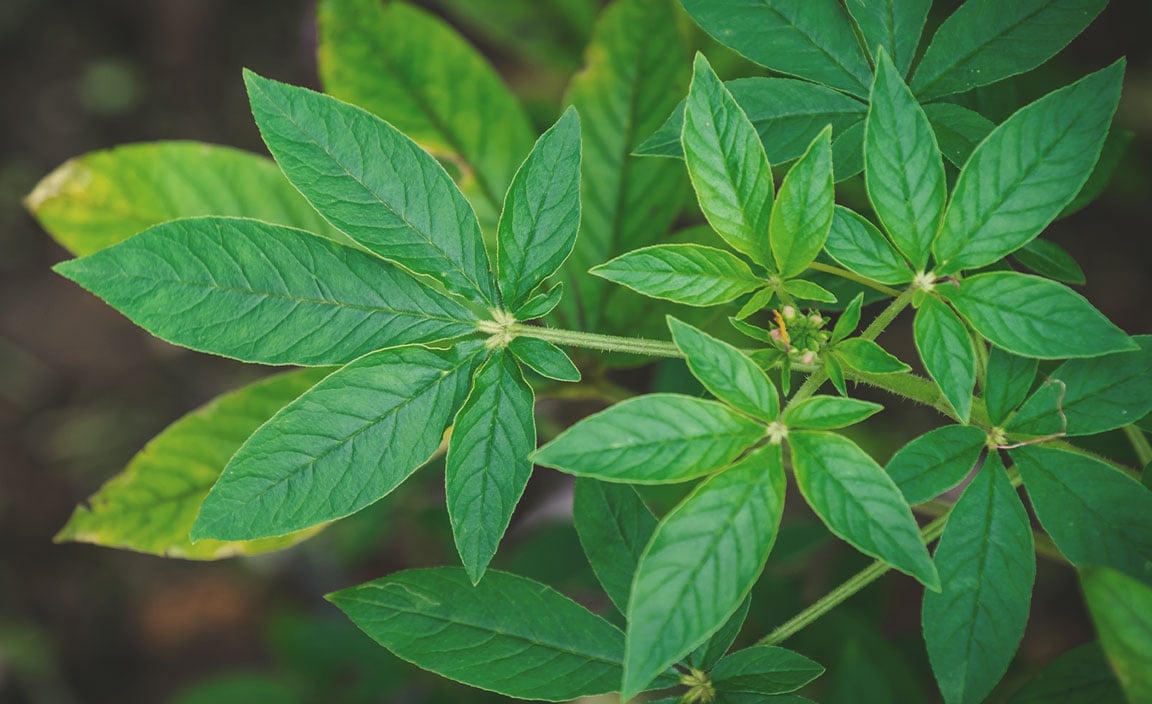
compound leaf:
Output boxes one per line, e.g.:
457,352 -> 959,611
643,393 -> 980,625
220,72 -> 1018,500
668,316 -> 780,422
683,53 -> 774,265
53,218 -> 477,367
624,446 -> 786,700
789,431 -> 939,589
912,0 -> 1109,101
591,244 -> 763,307
55,369 -> 331,559
26,141 -> 347,256
446,350 -> 536,583
245,70 -> 498,307
940,272 -> 1135,359
497,108 -> 583,309
933,62 -> 1124,275
573,478 -> 657,615
192,343 -> 483,541
914,296 -> 976,423
923,454 -> 1035,704
885,425 -> 987,505
1014,445 -> 1152,583
533,394 -> 765,484
328,568 -> 629,701
865,50 -> 946,271
678,0 -> 872,97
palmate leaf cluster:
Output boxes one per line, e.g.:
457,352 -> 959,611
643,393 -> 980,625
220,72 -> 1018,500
26,0 -> 1152,702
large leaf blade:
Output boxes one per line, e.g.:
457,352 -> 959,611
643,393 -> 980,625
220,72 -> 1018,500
885,425 -> 987,505
317,0 -> 535,221
26,141 -> 347,255
1013,445 -> 1152,583
53,218 -> 478,366
192,343 -> 483,541
912,0 -> 1109,101
789,431 -> 939,589
1080,567 -> 1152,703
669,316 -> 780,422
533,394 -> 765,484
244,70 -> 498,307
591,244 -> 763,307
446,350 -> 536,583
678,0 -> 873,97
497,108 -> 583,310
923,454 -> 1035,704
770,127 -> 834,278
624,446 -> 786,699
933,62 -> 1124,274
865,50 -> 946,271
940,272 -> 1135,359
682,53 -> 774,265
844,0 -> 930,77
55,369 -> 331,559
823,206 -> 915,285
573,478 -> 657,614
328,568 -> 628,701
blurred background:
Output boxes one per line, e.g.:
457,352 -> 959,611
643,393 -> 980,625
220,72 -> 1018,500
1,1 -> 1149,703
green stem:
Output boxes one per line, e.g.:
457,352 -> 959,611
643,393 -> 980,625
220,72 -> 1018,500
508,323 -> 683,358
1123,424 -> 1152,466
807,261 -> 902,298
758,513 -> 949,646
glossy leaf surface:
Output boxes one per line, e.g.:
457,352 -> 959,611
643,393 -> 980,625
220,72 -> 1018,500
54,218 -> 477,366
823,207 -> 914,285
508,337 -> 581,383
592,244 -> 763,307
770,127 -> 834,278
834,338 -> 912,374
669,317 -> 779,421
914,297 -> 976,423
783,396 -> 883,430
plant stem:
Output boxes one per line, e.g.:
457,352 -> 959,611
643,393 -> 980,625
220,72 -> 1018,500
807,261 -> 902,297
757,513 -> 949,646
1123,424 -> 1152,466
508,323 -> 683,358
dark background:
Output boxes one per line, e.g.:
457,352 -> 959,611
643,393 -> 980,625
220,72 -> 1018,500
1,1 -> 1149,702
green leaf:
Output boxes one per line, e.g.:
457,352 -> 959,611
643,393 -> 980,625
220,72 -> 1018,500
532,394 -> 765,484
914,297 -> 976,423
844,0 -> 930,77
560,0 -> 689,331
831,293 -> 864,343
782,279 -> 837,304
192,343 -> 483,541
784,396 -> 883,430
637,78 -> 866,167
1007,337 -> 1152,437
682,53 -> 775,265
679,0 -> 872,97
1060,128 -> 1134,218
923,103 -> 996,169
591,244 -> 763,307
1013,445 -> 1152,583
830,120 -> 867,182
497,108 -> 582,309
1011,239 -> 1086,285
984,347 -> 1039,426
1007,642 -> 1123,704
55,369 -> 330,559
26,141 -> 348,256
834,338 -> 912,374
508,337 -> 581,383
53,218 -> 477,366
711,645 -> 825,695
515,282 -> 565,320
317,0 -> 535,221
865,50 -> 946,272
446,350 -> 536,583
328,568 -> 628,701
244,70 -> 498,307
687,597 -> 751,670
789,431 -> 939,589
735,287 -> 777,320
433,0 -> 595,70
884,425 -> 987,505
911,0 -> 1109,100
932,62 -> 1124,274
669,316 -> 780,422
823,207 -> 915,285
573,479 -> 657,614
1080,566 -> 1152,703
923,453 -> 1035,704
770,127 -> 834,278
826,355 -> 848,397
623,445 -> 786,699
940,272 -> 1136,359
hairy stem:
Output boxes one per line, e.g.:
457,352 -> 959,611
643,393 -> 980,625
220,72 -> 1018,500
508,323 -> 683,358
1123,424 -> 1152,467
807,261 -> 903,297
